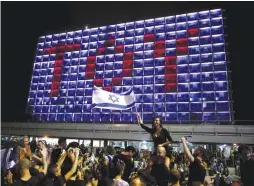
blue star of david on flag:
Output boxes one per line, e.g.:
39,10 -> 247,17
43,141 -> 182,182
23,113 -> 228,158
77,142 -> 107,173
108,95 -> 120,103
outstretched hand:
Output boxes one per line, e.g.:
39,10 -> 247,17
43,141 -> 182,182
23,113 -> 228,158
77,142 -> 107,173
181,137 -> 187,144
40,148 -> 47,158
136,113 -> 143,125
74,148 -> 80,157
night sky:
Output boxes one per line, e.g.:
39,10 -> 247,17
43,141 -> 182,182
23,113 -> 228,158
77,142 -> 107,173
2,1 -> 254,123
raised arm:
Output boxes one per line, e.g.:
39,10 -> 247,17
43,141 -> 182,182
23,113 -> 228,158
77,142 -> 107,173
64,148 -> 79,181
181,137 -> 194,163
22,146 -> 31,157
136,113 -> 153,134
56,151 -> 67,167
32,154 -> 43,163
40,148 -> 48,175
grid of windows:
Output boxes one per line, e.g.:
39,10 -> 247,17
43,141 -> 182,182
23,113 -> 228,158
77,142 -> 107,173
28,9 -> 232,123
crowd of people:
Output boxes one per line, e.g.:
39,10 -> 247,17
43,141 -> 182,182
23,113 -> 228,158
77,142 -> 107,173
1,114 -> 254,186
1,135 -> 253,186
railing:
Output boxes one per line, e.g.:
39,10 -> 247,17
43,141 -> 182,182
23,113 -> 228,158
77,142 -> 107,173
2,121 -> 254,144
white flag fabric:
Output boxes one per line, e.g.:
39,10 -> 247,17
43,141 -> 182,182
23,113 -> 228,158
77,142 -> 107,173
92,86 -> 135,110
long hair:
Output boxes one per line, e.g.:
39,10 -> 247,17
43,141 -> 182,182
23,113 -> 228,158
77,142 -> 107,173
150,116 -> 163,140
151,116 -> 163,131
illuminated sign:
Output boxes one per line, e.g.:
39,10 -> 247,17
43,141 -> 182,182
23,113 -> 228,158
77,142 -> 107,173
28,9 -> 232,123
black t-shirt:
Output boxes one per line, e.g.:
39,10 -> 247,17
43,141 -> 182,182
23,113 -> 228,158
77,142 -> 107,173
11,172 -> 45,186
187,158 -> 206,186
66,180 -> 75,186
112,154 -> 133,182
151,159 -> 169,186
51,148 -> 62,165
242,158 -> 254,186
74,180 -> 85,186
61,157 -> 73,176
40,176 -> 66,186
140,125 -> 173,150
40,178 -> 54,186
54,175 -> 66,186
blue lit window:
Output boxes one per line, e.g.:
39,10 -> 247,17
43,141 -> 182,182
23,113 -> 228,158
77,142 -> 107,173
189,64 -> 201,73
126,22 -> 135,30
203,92 -> 215,101
135,21 -> 144,29
211,26 -> 224,35
210,9 -> 222,18
176,22 -> 187,31
176,31 -> 187,38
189,46 -> 200,55
215,81 -> 228,91
178,64 -> 189,73
135,28 -> 144,36
188,37 -> 199,46
143,103 -> 153,112
154,58 -> 164,66
187,20 -> 198,29
214,72 -> 227,81
178,103 -> 190,112
117,23 -> 125,31
144,42 -> 154,51
216,91 -> 229,101
200,36 -> 211,45
190,92 -> 202,102
125,30 -> 134,37
213,52 -> 226,61
178,113 -> 189,121
155,25 -> 165,33
187,12 -> 198,21
177,56 -> 188,64
202,82 -> 214,91
190,82 -> 201,91
165,24 -> 175,32
145,27 -> 155,34
178,74 -> 189,83
178,83 -> 189,92
198,11 -> 210,20
178,93 -> 189,102
165,16 -> 176,24
176,14 -> 186,23
104,70 -> 113,78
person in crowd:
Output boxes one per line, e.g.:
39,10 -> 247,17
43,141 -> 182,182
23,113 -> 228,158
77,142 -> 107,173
51,138 -> 67,165
18,136 -> 31,161
45,147 -> 80,186
60,141 -> 80,177
181,137 -> 207,186
112,146 -> 136,182
150,146 -> 170,186
82,169 -> 98,186
32,140 -> 51,165
30,138 -> 37,154
99,177 -> 116,186
238,145 -> 254,186
6,147 -> 48,186
130,169 -> 157,186
105,146 -> 116,166
136,113 -> 173,155
168,169 -> 181,186
113,159 -> 129,186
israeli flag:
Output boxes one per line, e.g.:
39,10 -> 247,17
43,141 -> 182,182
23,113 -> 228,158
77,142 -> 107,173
92,86 -> 135,110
